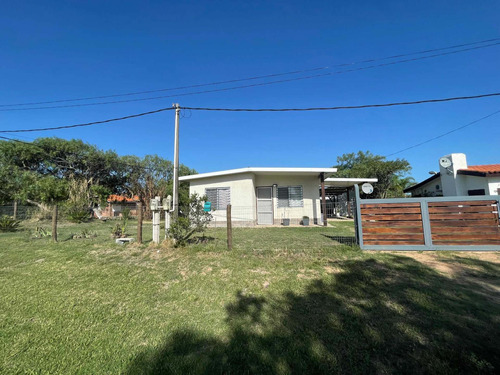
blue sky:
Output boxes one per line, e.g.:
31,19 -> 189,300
1,0 -> 499,182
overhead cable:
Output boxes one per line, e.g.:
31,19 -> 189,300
1,40 -> 499,111
0,92 -> 499,133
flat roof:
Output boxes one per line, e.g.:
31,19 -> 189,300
179,167 -> 337,181
324,177 -> 378,188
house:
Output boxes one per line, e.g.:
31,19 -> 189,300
404,153 -> 500,197
179,167 -> 377,226
100,195 -> 139,218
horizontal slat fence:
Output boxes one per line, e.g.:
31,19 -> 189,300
360,202 -> 424,246
428,200 -> 500,246
354,185 -> 500,251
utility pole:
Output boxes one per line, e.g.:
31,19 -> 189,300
172,103 -> 180,219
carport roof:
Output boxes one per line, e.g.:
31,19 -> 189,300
179,167 -> 337,181
324,177 -> 378,188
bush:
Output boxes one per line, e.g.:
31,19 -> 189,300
66,207 -> 93,223
0,215 -> 21,232
168,194 -> 212,247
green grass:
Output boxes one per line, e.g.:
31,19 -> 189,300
0,219 -> 499,374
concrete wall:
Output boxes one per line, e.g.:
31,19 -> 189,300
408,177 -> 443,197
255,175 -> 321,225
187,172 -> 323,226
189,172 -> 256,225
488,177 -> 500,195
455,175 -> 489,196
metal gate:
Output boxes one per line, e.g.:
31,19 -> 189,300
257,186 -> 273,225
354,185 -> 500,251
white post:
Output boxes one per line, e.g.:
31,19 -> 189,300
172,103 -> 180,219
163,195 -> 172,239
151,196 -> 161,244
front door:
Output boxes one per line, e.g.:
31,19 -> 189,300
257,187 -> 273,225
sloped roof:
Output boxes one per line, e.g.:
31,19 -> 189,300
179,167 -> 337,181
459,164 -> 500,175
107,195 -> 139,203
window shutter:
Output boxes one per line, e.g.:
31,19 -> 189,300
217,188 -> 230,209
205,188 -> 218,208
288,186 -> 303,207
277,187 -> 289,208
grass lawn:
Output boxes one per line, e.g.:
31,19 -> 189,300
0,219 -> 499,374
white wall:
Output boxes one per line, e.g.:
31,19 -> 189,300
440,153 -> 468,196
487,177 -> 500,195
189,172 -> 256,223
408,177 -> 443,197
455,175 -> 489,196
255,175 -> 321,224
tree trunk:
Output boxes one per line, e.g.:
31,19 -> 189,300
52,204 -> 58,242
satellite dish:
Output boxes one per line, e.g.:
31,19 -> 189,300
361,183 -> 374,194
439,157 -> 452,169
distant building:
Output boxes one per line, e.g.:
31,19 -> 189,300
101,195 -> 139,217
404,153 -> 500,197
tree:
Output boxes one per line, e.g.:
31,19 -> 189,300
122,154 -> 196,219
334,151 -> 414,198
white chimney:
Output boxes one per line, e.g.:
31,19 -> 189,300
439,153 -> 467,196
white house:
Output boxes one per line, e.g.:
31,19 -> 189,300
179,167 -> 377,226
404,153 -> 500,197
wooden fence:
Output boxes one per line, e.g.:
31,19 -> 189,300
354,185 -> 500,251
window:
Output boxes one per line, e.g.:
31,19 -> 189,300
468,189 -> 485,196
205,187 -> 230,210
436,185 -> 440,190
277,186 -> 303,208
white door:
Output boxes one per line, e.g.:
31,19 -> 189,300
257,187 -> 273,225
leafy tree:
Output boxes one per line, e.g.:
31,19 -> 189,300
334,151 -> 414,198
122,154 -> 196,219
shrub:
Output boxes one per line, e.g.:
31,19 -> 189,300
168,194 -> 212,247
32,226 -> 51,238
0,215 -> 21,232
66,207 -> 92,223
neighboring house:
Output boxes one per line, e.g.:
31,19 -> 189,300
404,153 -> 500,197
100,195 -> 139,218
179,167 -> 377,226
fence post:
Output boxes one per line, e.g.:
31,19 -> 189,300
13,201 -> 18,219
353,184 -> 363,247
52,204 -> 58,243
227,204 -> 232,250
420,200 -> 433,248
137,201 -> 143,244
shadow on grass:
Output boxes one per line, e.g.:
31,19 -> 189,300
126,255 -> 499,374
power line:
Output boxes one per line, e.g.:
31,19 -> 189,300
0,107 -> 174,133
386,109 -> 500,156
181,92 -> 500,111
1,39 -> 499,111
0,91 -> 499,133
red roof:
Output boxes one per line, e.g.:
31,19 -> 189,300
459,164 -> 500,174
107,195 -> 139,203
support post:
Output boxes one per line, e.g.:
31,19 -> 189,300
13,200 -> 18,219
320,173 -> 327,226
227,204 -> 232,250
163,195 -> 172,239
52,204 -> 58,243
152,196 -> 161,244
172,103 -> 180,219
137,201 -> 143,244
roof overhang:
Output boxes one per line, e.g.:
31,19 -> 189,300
457,169 -> 500,177
179,167 -> 338,182
324,177 -> 378,188
404,173 -> 440,193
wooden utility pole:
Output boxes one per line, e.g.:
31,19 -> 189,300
52,204 -> 58,242
172,103 -> 180,219
320,173 -> 327,227
226,204 -> 232,250
137,201 -> 143,244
